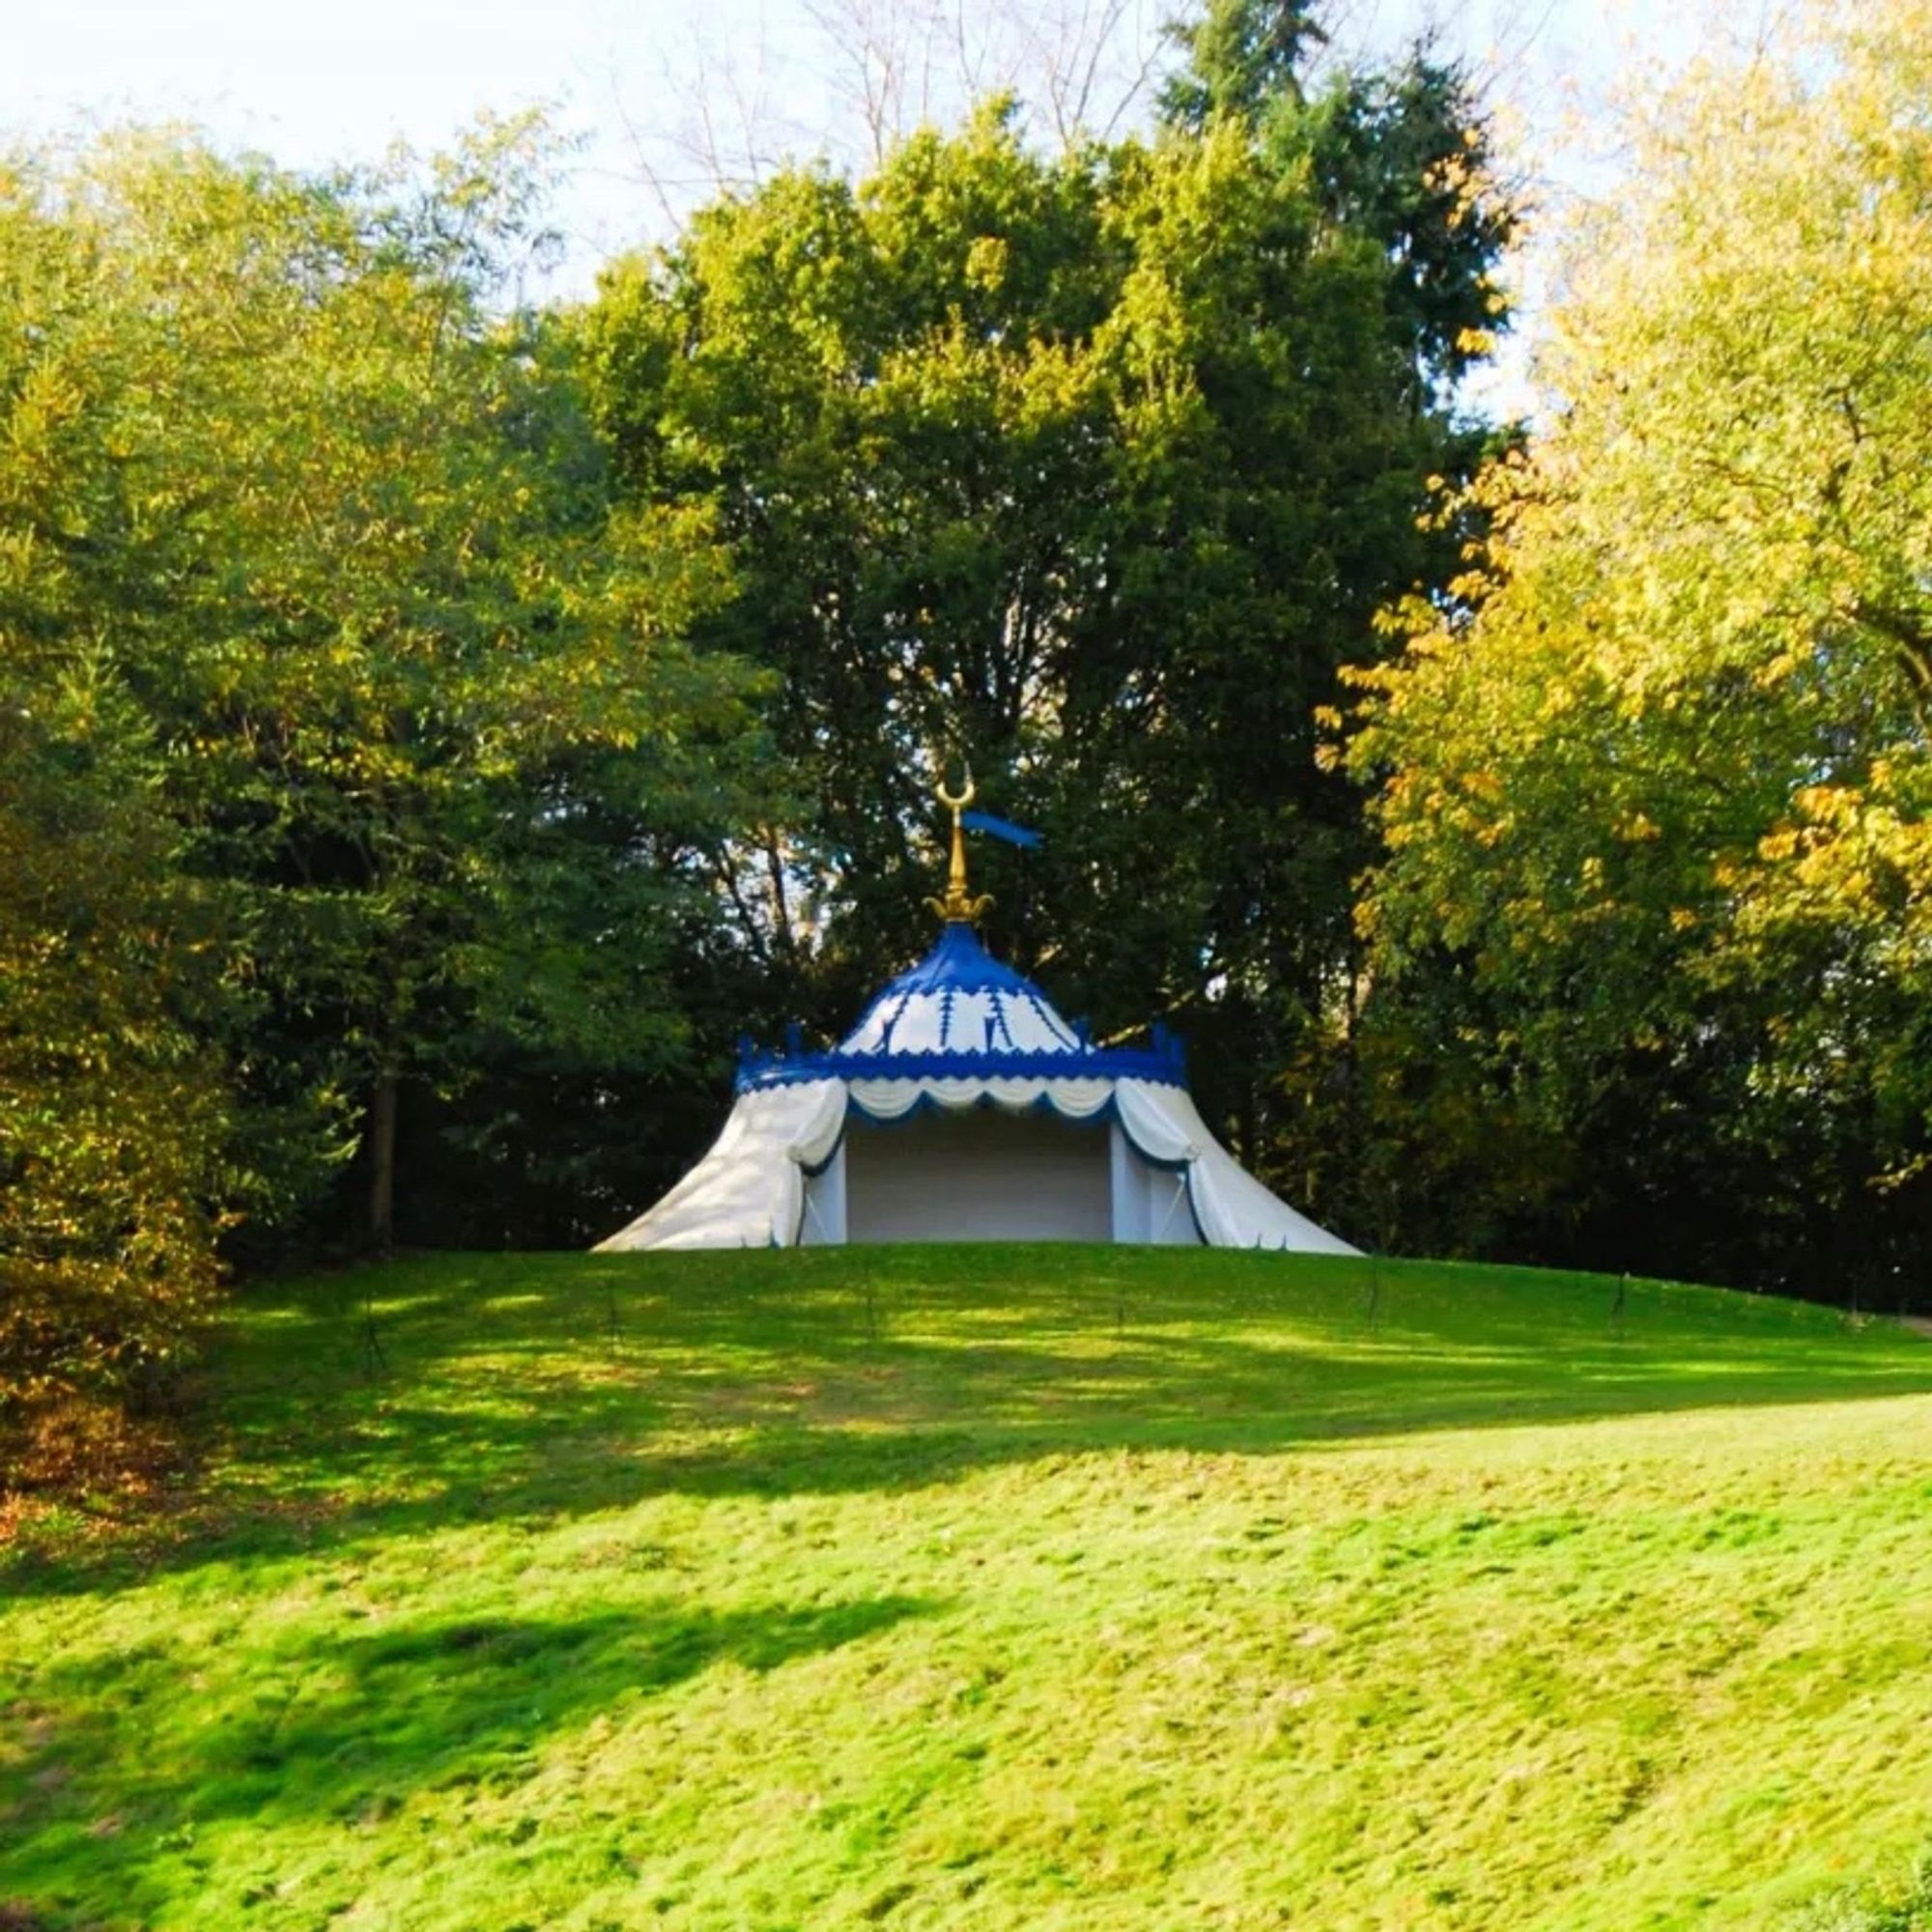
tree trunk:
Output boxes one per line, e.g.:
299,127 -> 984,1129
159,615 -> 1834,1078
368,1065 -> 400,1252
764,832 -> 796,957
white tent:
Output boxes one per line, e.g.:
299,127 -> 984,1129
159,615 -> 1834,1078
594,916 -> 1358,1256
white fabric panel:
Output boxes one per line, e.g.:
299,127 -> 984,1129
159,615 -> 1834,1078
838,1001 -> 893,1054
868,992 -> 946,1053
1108,1122 -> 1146,1241
999,991 -> 1081,1052
844,1109 -> 1110,1243
800,1139 -> 847,1244
944,991 -> 992,1050
838,985 -> 1083,1058
1109,1121 -> 1200,1244
593,1079 -> 845,1252
847,1075 -> 1116,1121
592,1071 -> 1356,1254
1114,1080 -> 1359,1254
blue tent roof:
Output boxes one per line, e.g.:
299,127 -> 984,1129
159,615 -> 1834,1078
736,921 -> 1186,1093
862,918 -> 1041,1001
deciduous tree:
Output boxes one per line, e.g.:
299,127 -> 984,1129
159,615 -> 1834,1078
1,125 -> 764,1476
581,31 -> 1513,1223
1350,1 -> 1932,1293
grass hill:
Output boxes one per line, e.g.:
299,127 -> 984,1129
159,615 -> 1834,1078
5,1247 -> 1932,1931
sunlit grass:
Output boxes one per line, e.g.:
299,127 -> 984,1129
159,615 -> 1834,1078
5,1246 -> 1932,1929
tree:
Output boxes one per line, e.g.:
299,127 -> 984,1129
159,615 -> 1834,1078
1158,0 -> 1326,130
0,684 -> 235,1486
1349,1 -> 1932,1295
28,125 -> 761,1251
580,40 -> 1514,1232
1,121 -> 767,1479
0,174 -> 234,1478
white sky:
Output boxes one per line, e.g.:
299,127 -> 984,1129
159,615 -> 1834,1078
0,0 -> 1728,414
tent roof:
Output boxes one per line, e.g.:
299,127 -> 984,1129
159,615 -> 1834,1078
736,920 -> 1186,1094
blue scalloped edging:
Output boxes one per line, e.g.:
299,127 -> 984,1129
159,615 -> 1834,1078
737,1038 -> 1187,1094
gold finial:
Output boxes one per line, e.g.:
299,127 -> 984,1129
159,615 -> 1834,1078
924,768 -> 995,925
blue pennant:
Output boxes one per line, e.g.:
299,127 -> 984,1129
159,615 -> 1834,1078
961,809 -> 1043,850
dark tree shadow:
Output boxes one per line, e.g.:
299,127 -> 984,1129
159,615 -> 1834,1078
5,1595 -> 933,1913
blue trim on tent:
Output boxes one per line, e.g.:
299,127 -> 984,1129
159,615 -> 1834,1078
739,1041 -> 1187,1094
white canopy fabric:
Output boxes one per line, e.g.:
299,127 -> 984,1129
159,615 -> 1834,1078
595,1079 -> 844,1255
593,1074 -> 1358,1255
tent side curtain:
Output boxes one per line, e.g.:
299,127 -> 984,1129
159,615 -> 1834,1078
594,1074 -> 1358,1255
593,1080 -> 846,1253
1115,1080 -> 1359,1255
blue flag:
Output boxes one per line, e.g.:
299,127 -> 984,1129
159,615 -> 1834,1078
962,809 -> 1043,850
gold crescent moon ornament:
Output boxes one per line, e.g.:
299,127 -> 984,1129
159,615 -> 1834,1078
924,766 -> 995,925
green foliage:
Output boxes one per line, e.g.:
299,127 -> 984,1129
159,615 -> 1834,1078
580,48 -> 1514,1226
38,124 -> 755,1236
0,171 -> 233,1474
5,1247 -> 1932,1926
1157,0 -> 1327,129
0,674 -> 230,1477
1350,2 -> 1932,1292
0,121 -> 766,1464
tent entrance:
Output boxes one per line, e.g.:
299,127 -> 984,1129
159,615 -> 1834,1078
830,1104 -> 1112,1244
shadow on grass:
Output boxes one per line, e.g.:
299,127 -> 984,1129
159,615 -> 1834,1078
7,1246 -> 1932,1602
6,1594 -> 932,1912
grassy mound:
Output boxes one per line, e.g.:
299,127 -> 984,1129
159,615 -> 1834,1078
5,1247 -> 1932,1930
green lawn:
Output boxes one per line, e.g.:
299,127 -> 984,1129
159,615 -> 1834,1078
5,1247 -> 1932,1931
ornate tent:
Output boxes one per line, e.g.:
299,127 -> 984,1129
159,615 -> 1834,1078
595,785 -> 1357,1255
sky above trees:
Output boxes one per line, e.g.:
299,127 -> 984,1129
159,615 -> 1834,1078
6,0 -> 1727,418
